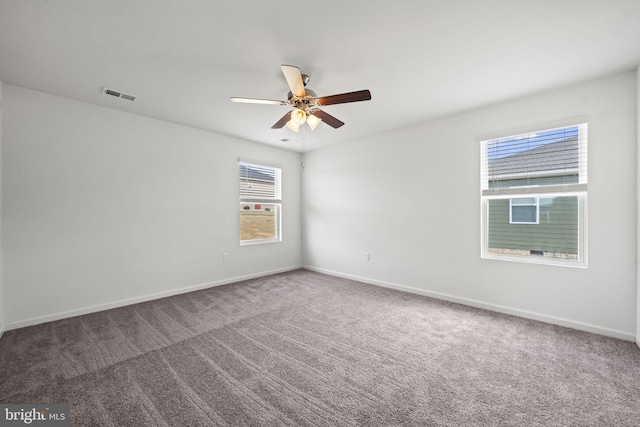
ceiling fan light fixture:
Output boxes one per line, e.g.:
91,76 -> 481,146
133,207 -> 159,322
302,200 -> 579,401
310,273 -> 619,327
231,65 -> 371,131
307,114 -> 322,131
285,120 -> 299,132
290,109 -> 307,126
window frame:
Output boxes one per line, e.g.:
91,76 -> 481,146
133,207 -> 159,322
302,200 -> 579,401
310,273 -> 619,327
480,122 -> 588,268
239,160 -> 282,246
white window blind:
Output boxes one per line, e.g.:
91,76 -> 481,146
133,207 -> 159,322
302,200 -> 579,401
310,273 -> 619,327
481,123 -> 588,197
239,162 -> 282,202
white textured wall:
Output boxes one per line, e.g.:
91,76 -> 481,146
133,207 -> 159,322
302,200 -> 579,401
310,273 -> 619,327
2,84 -> 302,328
302,71 -> 637,340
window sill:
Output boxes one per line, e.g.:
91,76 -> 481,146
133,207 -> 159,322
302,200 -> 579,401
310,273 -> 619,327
240,238 -> 282,246
481,253 -> 587,268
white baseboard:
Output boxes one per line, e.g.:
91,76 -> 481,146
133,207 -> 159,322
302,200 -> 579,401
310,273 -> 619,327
636,335 -> 640,350
4,265 -> 302,332
0,323 -> 5,341
303,265 -> 636,342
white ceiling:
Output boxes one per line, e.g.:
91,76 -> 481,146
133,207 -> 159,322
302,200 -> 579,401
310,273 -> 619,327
1,1 -> 639,152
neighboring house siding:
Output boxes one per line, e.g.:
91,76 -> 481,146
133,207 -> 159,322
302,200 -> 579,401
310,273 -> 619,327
239,163 -> 277,204
488,196 -> 578,255
239,180 -> 275,201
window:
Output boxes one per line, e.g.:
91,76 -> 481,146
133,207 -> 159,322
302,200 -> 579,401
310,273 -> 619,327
510,198 -> 539,224
480,123 -> 588,266
239,161 -> 282,245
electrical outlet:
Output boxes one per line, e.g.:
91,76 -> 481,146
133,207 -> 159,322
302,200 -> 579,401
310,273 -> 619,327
364,252 -> 371,261
223,253 -> 229,262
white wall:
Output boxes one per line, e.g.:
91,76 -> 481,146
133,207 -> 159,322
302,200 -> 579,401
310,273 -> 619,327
2,84 -> 302,329
302,71 -> 637,340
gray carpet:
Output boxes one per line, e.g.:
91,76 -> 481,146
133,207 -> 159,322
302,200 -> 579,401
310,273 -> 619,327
1,269 -> 639,426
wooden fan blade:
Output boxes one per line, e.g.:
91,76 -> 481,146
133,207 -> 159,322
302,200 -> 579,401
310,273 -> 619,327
281,65 -> 306,98
230,97 -> 288,105
316,90 -> 372,106
271,112 -> 292,129
310,109 -> 345,128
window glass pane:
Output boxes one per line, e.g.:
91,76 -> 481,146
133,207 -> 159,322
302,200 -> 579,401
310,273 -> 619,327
240,203 -> 278,242
239,163 -> 281,200
481,123 -> 587,266
488,196 -> 579,260
486,126 -> 581,189
239,161 -> 282,244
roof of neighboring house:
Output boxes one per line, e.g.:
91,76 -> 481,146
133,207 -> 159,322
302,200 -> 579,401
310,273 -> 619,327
488,136 -> 579,178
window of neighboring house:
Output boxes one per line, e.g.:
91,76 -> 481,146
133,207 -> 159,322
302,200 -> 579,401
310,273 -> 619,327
239,160 -> 282,245
480,123 -> 588,267
510,198 -> 539,224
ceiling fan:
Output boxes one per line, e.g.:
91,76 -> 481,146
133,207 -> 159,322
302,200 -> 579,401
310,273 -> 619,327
230,65 -> 371,132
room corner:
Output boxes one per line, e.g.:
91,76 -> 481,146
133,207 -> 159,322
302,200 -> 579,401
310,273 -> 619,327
637,64 -> 640,350
0,75 -> 4,340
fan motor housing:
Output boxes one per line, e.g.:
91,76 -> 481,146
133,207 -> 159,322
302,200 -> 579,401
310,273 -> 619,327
288,89 -> 318,111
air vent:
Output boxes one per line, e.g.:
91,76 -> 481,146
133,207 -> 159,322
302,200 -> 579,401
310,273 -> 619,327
120,93 -> 136,101
102,87 -> 136,102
